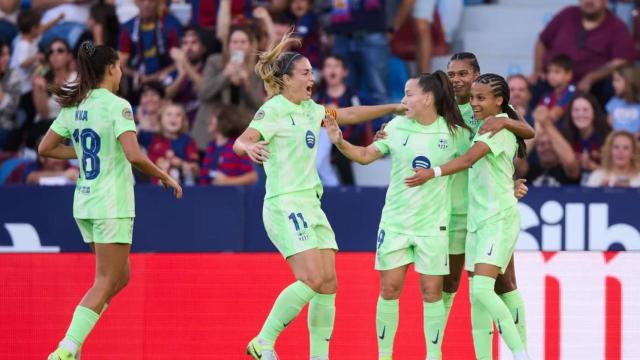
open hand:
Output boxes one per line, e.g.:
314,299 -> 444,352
373,123 -> 388,142
478,116 -> 507,137
246,141 -> 270,164
404,168 -> 433,187
323,116 -> 343,144
161,176 -> 183,199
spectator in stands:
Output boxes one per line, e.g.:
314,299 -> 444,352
0,40 -> 21,151
531,0 -> 635,106
389,0 -> 436,73
23,156 -> 78,185
271,11 -> 294,46
507,74 -> 533,124
606,64 -> 640,138
519,113 -> 581,186
87,3 -> 120,49
289,0 -> 321,69
30,38 -> 76,147
330,0 -> 389,107
191,25 -> 265,150
166,27 -> 209,125
586,130 -> 640,187
199,105 -> 256,186
118,0 -> 183,91
138,103 -> 200,185
534,54 -> 576,124
314,54 -> 364,185
135,81 -> 164,132
561,92 -> 611,184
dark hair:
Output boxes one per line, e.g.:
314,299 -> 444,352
89,3 -> 120,49
562,91 -> 611,145
507,73 -> 529,84
216,105 -> 252,138
271,12 -> 295,26
43,38 -> 72,84
141,80 -> 166,98
615,64 -> 640,103
415,70 -> 471,135
474,73 -> 527,159
255,31 -> 303,97
448,52 -> 480,73
549,54 -> 573,72
17,9 -> 41,34
50,41 -> 119,108
323,54 -> 347,69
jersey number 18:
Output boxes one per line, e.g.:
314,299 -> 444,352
72,128 -> 101,180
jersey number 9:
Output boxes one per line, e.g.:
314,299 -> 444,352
73,128 -> 101,180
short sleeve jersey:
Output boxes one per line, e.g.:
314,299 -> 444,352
467,113 -> 518,231
374,116 -> 469,236
449,102 -> 480,216
249,95 -> 325,199
50,89 -> 137,219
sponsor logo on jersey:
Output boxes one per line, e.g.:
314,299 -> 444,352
412,156 -> 431,169
305,130 -> 316,148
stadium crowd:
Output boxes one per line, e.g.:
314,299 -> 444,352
0,0 -> 639,188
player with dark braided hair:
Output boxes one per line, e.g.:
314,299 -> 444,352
407,73 -> 531,360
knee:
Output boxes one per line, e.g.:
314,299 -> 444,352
115,270 -> 131,293
299,272 -> 325,293
380,282 -> 403,300
320,273 -> 337,294
495,277 -> 517,295
421,283 -> 442,303
443,276 -> 460,293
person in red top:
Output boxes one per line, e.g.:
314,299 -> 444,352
531,0 -> 635,105
138,103 -> 200,185
199,105 -> 256,185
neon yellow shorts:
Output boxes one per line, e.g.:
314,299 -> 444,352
465,206 -> 520,274
375,227 -> 449,275
263,190 -> 337,259
448,214 -> 467,255
75,218 -> 134,244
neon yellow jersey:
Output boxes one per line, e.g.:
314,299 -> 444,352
374,115 -> 469,236
467,113 -> 518,231
249,95 -> 325,199
449,102 -> 480,216
50,88 -> 136,219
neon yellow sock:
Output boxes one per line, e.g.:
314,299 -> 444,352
500,289 -> 527,350
376,297 -> 399,358
470,278 -> 493,360
64,306 -> 100,351
308,293 -> 336,358
423,300 -> 445,360
441,291 -> 456,328
258,281 -> 317,345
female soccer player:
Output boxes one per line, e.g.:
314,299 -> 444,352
326,71 -> 471,360
233,33 -> 403,360
39,42 -> 182,360
411,73 -> 531,360
445,53 -> 532,357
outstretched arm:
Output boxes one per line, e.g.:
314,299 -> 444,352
325,116 -> 384,165
478,115 -> 535,140
38,130 -> 77,160
405,142 -> 490,187
333,104 -> 405,125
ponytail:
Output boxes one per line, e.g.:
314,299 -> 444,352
474,73 -> 527,159
254,31 -> 302,98
416,71 -> 470,135
50,41 -> 119,108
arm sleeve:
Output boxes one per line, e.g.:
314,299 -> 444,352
453,128 -> 472,156
372,120 -> 395,155
50,108 -> 70,138
113,98 -> 137,138
585,169 -> 606,187
248,104 -> 279,141
473,130 -> 507,156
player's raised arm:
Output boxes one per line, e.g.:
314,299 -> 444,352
325,116 -> 383,165
332,103 -> 406,125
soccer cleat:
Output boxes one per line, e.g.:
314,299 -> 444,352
47,348 -> 74,360
246,337 -> 279,360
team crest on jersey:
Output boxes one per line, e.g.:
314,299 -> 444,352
469,117 -> 480,127
122,108 -> 133,120
438,138 -> 448,150
305,130 -> 316,148
253,109 -> 266,121
412,156 -> 431,169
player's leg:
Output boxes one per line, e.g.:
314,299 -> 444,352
442,215 -> 467,329
377,265 -> 409,360
496,256 -> 527,351
466,231 -> 493,360
308,248 -> 338,360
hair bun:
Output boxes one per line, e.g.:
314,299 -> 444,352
80,41 -> 96,57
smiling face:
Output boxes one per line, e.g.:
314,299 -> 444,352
570,97 -> 595,132
283,57 -> 314,102
470,82 -> 503,120
160,105 -> 186,135
508,76 -> 531,108
611,134 -> 634,169
447,59 -> 479,101
401,78 -> 430,119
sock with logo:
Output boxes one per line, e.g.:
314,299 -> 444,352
376,297 -> 399,358
258,280 -> 318,345
472,275 -> 524,353
423,299 -> 445,360
500,289 -> 527,351
470,277 -> 493,360
60,306 -> 101,355
308,293 -> 336,358
441,291 -> 456,328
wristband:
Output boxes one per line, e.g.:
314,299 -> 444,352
433,166 -> 442,177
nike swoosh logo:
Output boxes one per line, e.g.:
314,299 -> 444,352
487,244 -> 494,256
283,320 -> 292,327
378,326 -> 386,340
431,329 -> 440,344
514,308 -> 519,325
444,256 -> 448,267
403,135 -> 409,146
325,337 -> 331,342
497,320 -> 502,334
